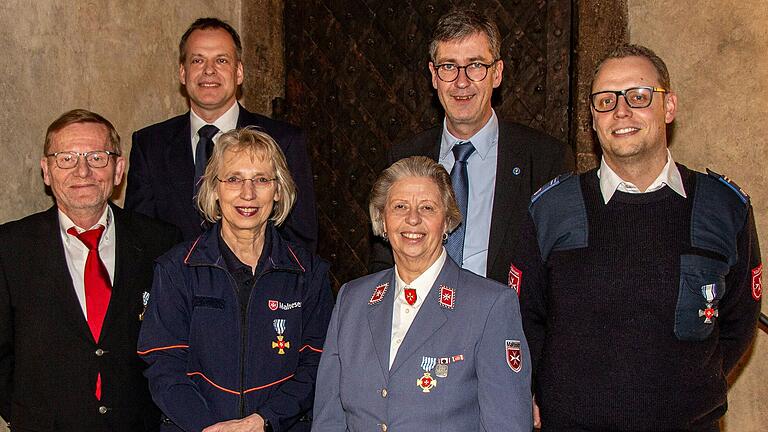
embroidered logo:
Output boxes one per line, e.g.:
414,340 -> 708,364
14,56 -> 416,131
439,285 -> 455,309
268,300 -> 302,311
508,264 -> 522,296
753,263 -> 763,301
369,283 -> 389,305
506,340 -> 522,373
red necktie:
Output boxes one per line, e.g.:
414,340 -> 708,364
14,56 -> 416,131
404,287 -> 417,306
68,225 -> 112,400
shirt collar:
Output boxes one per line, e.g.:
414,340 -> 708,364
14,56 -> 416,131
439,110 -> 498,162
394,248 -> 447,300
598,149 -> 687,203
59,205 -> 113,243
190,102 -> 240,137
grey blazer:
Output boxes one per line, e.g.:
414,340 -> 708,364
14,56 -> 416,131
313,257 -> 532,431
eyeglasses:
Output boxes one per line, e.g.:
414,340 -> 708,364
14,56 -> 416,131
590,86 -> 667,113
433,60 -> 499,82
215,176 -> 276,190
46,151 -> 120,169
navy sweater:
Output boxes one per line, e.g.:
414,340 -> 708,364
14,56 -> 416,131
514,166 -> 761,431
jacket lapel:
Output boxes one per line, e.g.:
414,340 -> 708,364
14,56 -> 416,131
367,270 -> 396,382
99,205 -> 142,342
167,114 -> 194,204
487,122 -> 524,275
42,207 -> 95,341
389,259 -> 459,375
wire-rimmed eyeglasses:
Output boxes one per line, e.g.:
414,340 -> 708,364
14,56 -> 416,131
45,151 -> 120,169
215,176 -> 277,190
590,86 -> 668,113
433,60 -> 499,82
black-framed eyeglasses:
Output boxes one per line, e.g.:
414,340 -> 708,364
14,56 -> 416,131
215,175 -> 277,190
433,60 -> 499,82
590,86 -> 667,112
45,151 -> 120,169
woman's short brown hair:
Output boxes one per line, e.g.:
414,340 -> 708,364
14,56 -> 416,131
369,156 -> 461,237
196,127 -> 296,225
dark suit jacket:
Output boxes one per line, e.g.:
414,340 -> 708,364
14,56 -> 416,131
370,122 -> 574,284
0,204 -> 181,432
125,104 -> 317,251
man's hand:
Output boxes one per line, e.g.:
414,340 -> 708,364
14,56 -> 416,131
533,395 -> 541,429
202,413 -> 265,432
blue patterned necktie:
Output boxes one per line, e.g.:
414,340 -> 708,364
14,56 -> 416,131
445,141 -> 475,265
194,124 -> 220,191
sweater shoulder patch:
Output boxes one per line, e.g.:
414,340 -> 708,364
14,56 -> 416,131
706,169 -> 749,205
531,172 -> 575,204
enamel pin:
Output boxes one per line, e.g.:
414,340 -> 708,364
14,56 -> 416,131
404,287 -> 417,305
272,319 -> 290,354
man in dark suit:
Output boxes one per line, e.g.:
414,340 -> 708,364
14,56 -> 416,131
0,110 -> 180,431
370,9 -> 574,284
126,17 -> 317,250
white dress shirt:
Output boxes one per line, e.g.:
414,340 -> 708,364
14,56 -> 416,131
598,149 -> 687,203
439,111 -> 499,276
190,102 -> 239,163
389,249 -> 448,369
58,206 -> 116,319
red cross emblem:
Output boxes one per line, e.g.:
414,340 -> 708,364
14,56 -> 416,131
439,285 -> 455,309
404,288 -> 417,305
508,264 -> 522,296
506,340 -> 522,373
369,283 -> 389,305
417,373 -> 436,392
268,300 -> 278,311
752,263 -> 763,301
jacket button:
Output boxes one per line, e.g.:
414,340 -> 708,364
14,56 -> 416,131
98,405 -> 108,414
381,388 -> 388,398
95,348 -> 104,356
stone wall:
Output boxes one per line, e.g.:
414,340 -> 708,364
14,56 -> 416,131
0,1 -> 266,429
628,1 -> 768,430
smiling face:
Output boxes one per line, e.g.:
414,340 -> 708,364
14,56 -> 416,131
430,31 -> 503,140
41,122 -> 125,226
180,28 -> 244,122
215,148 -> 279,241
383,176 -> 447,280
591,56 -> 677,169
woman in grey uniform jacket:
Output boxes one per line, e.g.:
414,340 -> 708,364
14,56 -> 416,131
312,156 -> 532,431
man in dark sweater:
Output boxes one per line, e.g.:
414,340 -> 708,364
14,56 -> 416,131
511,44 -> 762,431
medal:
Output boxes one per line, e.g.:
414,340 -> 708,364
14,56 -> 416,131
698,284 -> 719,324
271,319 -> 290,354
139,291 -> 150,321
435,363 -> 448,378
404,287 -> 417,305
417,357 -> 437,392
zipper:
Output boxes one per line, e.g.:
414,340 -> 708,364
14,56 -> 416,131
191,257 -> 301,418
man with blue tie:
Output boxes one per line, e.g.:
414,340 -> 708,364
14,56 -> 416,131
126,17 -> 317,250
370,9 -> 573,283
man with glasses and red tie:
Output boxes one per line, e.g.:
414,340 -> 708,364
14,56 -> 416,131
370,9 -> 573,284
0,110 -> 180,431
511,44 -> 762,431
